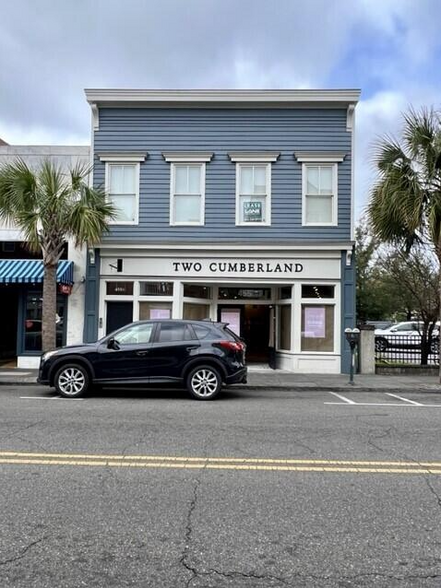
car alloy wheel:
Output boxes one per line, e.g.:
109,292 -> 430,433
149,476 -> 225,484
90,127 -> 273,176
55,364 -> 89,398
375,339 -> 387,352
188,366 -> 221,400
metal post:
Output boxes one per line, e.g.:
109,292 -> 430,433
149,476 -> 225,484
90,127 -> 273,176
345,328 -> 360,386
349,342 -> 355,385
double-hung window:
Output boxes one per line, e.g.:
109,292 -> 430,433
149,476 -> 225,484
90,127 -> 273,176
99,152 -> 147,225
296,152 -> 344,227
171,164 -> 204,225
163,152 -> 213,226
229,152 -> 279,226
303,165 -> 336,225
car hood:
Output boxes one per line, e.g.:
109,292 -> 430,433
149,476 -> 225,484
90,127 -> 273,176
44,343 -> 97,356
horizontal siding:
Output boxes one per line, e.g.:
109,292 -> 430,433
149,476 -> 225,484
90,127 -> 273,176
94,108 -> 352,242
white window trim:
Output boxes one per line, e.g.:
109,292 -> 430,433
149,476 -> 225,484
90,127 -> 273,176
104,162 -> 140,226
169,163 -> 206,226
229,152 -> 280,163
235,163 -> 272,227
163,152 -> 213,163
302,163 -> 338,227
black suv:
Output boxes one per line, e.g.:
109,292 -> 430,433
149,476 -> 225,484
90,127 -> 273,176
38,319 -> 247,400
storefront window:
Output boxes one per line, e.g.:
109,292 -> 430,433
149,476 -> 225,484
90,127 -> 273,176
23,292 -> 65,352
278,286 -> 292,300
301,305 -> 334,352
183,303 -> 210,320
140,282 -> 174,296
219,287 -> 271,300
278,305 -> 291,350
106,281 -> 134,295
183,285 -> 211,299
139,301 -> 172,320
302,285 -> 335,299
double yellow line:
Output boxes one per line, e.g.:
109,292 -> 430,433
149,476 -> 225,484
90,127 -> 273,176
0,451 -> 440,474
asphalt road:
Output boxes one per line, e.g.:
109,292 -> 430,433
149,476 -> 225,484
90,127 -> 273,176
1,385 -> 441,587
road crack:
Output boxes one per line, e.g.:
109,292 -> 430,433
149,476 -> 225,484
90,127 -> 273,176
0,537 -> 46,567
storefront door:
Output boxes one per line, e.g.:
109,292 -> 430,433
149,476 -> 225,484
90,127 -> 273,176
218,305 -> 270,363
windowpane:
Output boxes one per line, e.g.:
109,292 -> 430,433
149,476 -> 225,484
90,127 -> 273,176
123,165 -> 136,193
305,195 -> 333,224
302,285 -> 335,299
109,165 -> 124,193
240,166 -> 254,194
188,166 -> 201,194
278,305 -> 291,350
106,281 -> 134,295
111,194 -> 136,223
139,302 -> 172,320
175,166 -> 188,193
240,195 -> 266,223
306,167 -> 320,194
158,322 -> 193,342
301,305 -> 334,352
254,166 -> 267,194
174,194 -> 201,223
140,282 -> 173,296
184,285 -> 211,299
116,323 -> 154,345
278,286 -> 292,300
320,167 -> 333,194
109,165 -> 136,194
183,303 -> 210,320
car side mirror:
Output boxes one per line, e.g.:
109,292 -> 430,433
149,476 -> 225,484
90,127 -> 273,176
107,337 -> 120,350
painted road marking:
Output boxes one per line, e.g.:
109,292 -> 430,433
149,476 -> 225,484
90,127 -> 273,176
325,391 -> 441,408
328,391 -> 356,404
385,393 -> 423,406
0,451 -> 441,474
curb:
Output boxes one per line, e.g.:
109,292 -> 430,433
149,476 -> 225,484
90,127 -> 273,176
0,381 -> 440,394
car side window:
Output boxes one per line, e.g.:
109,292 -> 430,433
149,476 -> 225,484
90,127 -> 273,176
116,323 -> 154,345
193,325 -> 220,340
158,323 -> 194,343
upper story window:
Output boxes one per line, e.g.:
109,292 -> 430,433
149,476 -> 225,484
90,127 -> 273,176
229,152 -> 280,227
171,164 -> 204,225
295,151 -> 345,227
98,152 -> 147,226
163,152 -> 213,226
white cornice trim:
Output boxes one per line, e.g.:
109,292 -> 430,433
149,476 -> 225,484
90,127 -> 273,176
85,89 -> 361,108
98,152 -> 148,162
294,151 -> 346,163
162,151 -> 213,163
98,242 -> 354,252
229,151 -> 280,163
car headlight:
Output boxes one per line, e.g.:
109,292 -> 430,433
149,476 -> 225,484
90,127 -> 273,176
41,350 -> 58,362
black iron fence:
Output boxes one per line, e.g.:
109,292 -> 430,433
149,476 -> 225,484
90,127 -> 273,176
375,334 -> 439,366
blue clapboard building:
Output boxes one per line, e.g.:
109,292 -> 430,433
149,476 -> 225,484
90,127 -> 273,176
84,89 -> 359,373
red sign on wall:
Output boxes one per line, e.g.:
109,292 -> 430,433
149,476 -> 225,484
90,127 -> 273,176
58,284 -> 72,295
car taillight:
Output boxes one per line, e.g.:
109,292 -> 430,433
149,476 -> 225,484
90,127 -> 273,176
217,340 -> 245,352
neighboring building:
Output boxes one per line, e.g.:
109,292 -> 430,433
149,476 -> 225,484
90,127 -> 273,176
0,144 -> 90,368
84,89 -> 359,373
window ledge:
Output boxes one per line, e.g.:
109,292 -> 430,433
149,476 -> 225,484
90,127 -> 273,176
163,152 -> 213,163
295,151 -> 346,162
98,152 -> 148,162
229,152 -> 280,163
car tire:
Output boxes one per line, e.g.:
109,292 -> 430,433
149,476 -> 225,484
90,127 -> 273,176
375,338 -> 388,352
54,363 -> 90,398
186,365 -> 222,400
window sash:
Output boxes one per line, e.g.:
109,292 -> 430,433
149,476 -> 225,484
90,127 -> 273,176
237,164 -> 270,225
106,163 -> 139,225
171,164 -> 204,225
303,164 -> 337,226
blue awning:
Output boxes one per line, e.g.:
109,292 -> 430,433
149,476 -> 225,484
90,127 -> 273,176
0,259 -> 74,285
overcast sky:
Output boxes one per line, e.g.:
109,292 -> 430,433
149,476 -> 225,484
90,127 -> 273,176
1,0 -> 441,216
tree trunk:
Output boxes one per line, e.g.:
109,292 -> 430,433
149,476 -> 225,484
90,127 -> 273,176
42,263 -> 57,352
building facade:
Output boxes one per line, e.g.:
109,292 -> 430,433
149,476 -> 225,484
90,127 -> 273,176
84,89 -> 359,373
0,144 -> 89,368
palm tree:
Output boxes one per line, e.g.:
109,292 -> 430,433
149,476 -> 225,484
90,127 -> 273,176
368,107 -> 441,370
0,159 -> 116,351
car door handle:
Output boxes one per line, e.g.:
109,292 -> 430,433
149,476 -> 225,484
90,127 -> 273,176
186,345 -> 200,351
136,350 -> 149,356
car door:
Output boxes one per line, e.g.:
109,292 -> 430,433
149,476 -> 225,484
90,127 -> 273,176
148,322 -> 200,382
94,322 -> 156,382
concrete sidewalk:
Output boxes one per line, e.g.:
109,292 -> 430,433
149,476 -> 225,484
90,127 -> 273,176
0,366 -> 440,392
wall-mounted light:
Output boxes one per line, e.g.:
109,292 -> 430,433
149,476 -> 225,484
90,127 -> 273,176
88,248 -> 96,266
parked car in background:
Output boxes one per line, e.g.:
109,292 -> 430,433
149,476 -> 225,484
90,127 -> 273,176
38,319 -> 247,400
375,321 -> 439,353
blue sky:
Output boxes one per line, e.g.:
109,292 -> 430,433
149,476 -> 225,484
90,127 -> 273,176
1,0 -> 440,217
